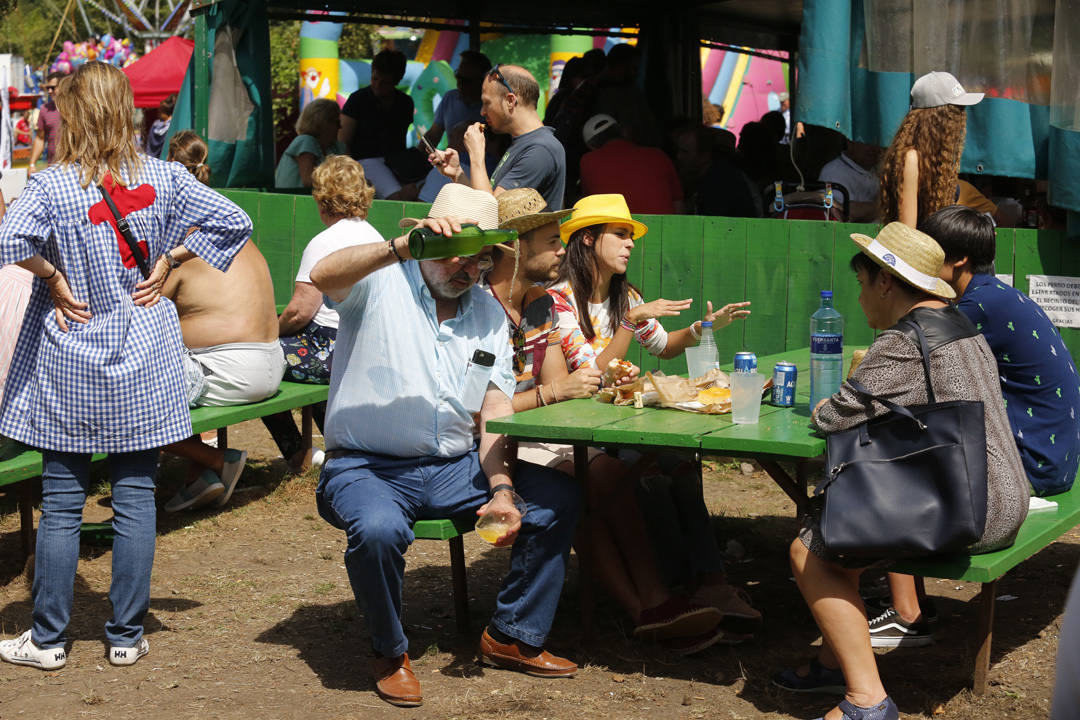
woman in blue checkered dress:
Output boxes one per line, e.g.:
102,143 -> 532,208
0,62 -> 251,670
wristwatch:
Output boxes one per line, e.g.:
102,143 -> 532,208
489,483 -> 515,498
163,249 -> 182,269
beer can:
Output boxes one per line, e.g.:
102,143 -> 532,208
733,351 -> 758,373
771,362 -> 798,407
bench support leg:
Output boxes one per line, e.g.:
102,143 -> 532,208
18,479 -> 35,559
973,579 -> 997,695
299,406 -> 314,472
575,445 -> 595,642
217,427 -> 228,451
448,534 -> 470,634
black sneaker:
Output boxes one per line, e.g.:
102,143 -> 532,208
867,607 -> 933,648
864,596 -> 940,625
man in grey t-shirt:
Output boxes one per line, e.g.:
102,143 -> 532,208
432,64 -> 566,210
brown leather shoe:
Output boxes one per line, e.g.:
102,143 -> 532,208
372,653 -> 422,707
477,629 -> 577,678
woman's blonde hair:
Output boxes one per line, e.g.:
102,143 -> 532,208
167,130 -> 211,185
53,61 -> 142,187
312,155 -> 374,219
296,98 -> 340,137
879,104 -> 967,224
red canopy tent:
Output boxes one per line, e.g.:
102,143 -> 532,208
123,36 -> 195,109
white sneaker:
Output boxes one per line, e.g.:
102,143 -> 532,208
311,449 -> 325,467
0,630 -> 67,670
109,637 -> 149,666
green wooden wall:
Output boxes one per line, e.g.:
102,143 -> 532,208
222,190 -> 1074,374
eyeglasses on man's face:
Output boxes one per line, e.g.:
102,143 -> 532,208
45,85 -> 58,92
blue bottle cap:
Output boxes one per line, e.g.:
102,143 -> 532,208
821,290 -> 833,298
701,321 -> 713,328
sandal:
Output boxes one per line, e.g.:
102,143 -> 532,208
771,657 -> 845,694
813,696 -> 899,720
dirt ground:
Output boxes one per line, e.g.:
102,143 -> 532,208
0,414 -> 1074,719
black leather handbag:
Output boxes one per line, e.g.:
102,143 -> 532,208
819,320 -> 989,559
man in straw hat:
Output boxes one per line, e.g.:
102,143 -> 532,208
307,184 -> 580,708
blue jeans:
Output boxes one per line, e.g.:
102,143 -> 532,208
316,450 -> 580,657
32,450 -> 159,649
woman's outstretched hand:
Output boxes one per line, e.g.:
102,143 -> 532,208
703,300 -> 751,329
46,272 -> 91,332
626,297 -> 693,325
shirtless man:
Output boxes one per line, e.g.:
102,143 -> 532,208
161,239 -> 286,512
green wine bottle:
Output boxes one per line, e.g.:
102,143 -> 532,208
407,223 -> 518,260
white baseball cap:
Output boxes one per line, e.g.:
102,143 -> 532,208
910,71 -> 984,109
582,113 -> 618,147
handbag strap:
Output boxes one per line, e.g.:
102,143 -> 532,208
845,318 -> 935,431
98,184 -> 151,280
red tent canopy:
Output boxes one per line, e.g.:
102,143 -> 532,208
123,36 -> 194,109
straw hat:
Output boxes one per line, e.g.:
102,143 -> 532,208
398,184 -> 500,230
559,194 -> 648,244
498,188 -> 572,235
850,222 -> 956,300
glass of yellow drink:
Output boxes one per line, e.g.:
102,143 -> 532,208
475,489 -> 528,545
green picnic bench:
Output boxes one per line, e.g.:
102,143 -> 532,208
0,380 -> 476,633
893,483 -> 1080,695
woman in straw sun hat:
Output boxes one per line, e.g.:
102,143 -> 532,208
879,70 -> 984,226
773,222 -> 1028,720
548,193 -> 762,643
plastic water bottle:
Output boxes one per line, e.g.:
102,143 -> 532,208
698,320 -> 719,369
809,290 -> 844,409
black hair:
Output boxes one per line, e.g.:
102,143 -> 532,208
372,49 -> 407,84
159,92 -> 177,117
458,50 -> 492,74
47,70 -> 67,82
917,204 -> 996,275
555,223 -> 639,340
849,251 -> 882,280
760,110 -> 786,142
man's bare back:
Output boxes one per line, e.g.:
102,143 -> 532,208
163,240 -> 279,349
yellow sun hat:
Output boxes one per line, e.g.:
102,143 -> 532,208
558,194 -> 649,244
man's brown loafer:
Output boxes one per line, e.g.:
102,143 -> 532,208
477,629 -> 577,678
373,653 -> 422,707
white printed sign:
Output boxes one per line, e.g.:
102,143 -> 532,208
996,274 -> 1013,287
1026,275 -> 1080,328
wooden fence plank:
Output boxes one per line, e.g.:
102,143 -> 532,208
742,219 -> 789,356
633,214 -> 664,372
257,194 -> 296,305
785,221 -> 836,352
831,222 -> 878,350
656,214 -> 704,376
701,216 -> 749,366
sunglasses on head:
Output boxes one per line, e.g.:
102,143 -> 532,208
488,64 -> 515,96
511,324 -> 527,375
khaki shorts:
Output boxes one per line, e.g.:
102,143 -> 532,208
517,441 -> 604,471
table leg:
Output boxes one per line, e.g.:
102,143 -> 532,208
217,427 -> 228,450
298,406 -> 314,472
574,444 -> 595,642
973,579 -> 997,695
758,459 -> 809,514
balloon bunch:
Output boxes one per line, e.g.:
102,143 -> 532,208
51,36 -> 139,74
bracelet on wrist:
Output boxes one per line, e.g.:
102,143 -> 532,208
536,383 -> 547,407
387,238 -> 407,263
43,266 -> 57,281
550,383 -> 559,403
620,317 -> 638,333
690,322 -> 701,340
489,483 -> 515,498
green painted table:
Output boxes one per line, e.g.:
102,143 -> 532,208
488,347 -> 858,512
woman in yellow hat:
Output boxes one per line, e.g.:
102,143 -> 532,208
547,193 -> 760,640
549,193 -> 750,370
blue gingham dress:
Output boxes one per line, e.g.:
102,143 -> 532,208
0,158 -> 252,453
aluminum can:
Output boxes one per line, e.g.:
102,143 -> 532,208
771,362 -> 798,407
733,351 -> 758,373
